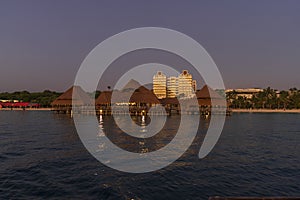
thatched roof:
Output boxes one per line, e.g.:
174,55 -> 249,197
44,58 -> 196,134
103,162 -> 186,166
51,86 -> 93,106
95,91 -> 112,104
129,86 -> 160,104
122,79 -> 141,90
196,85 -> 223,99
96,86 -> 160,105
196,85 -> 227,106
197,99 -> 211,106
159,97 -> 219,106
160,98 -> 179,105
159,85 -> 227,106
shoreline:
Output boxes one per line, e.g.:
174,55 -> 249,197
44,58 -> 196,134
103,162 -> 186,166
1,108 -> 300,113
232,109 -> 300,113
0,108 -> 52,111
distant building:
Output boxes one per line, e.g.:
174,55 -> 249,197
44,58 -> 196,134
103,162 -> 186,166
153,71 -> 167,99
153,70 -> 197,99
192,80 -> 197,93
178,70 -> 196,98
0,99 -> 19,103
226,88 -> 263,99
167,76 -> 178,98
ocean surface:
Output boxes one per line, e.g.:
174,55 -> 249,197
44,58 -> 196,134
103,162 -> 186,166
0,111 -> 299,199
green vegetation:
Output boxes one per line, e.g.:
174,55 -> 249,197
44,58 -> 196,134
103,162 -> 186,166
0,90 -> 62,107
227,87 -> 300,109
0,90 -> 101,107
1,87 -> 300,109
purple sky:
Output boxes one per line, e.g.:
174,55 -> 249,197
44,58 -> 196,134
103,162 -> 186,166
1,0 -> 300,92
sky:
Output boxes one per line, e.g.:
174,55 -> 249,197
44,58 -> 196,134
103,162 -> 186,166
0,0 -> 300,92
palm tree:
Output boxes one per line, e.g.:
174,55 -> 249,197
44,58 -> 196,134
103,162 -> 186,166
278,91 -> 289,109
226,87 -> 300,110
289,88 -> 300,109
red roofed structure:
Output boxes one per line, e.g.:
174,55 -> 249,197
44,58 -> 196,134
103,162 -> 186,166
0,102 -> 40,108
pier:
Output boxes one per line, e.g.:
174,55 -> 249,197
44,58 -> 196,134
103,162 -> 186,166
51,85 -> 231,116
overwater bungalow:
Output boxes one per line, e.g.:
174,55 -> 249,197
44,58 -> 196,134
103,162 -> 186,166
51,86 -> 93,114
159,98 -> 180,115
96,86 -> 161,115
95,91 -> 112,115
159,85 -> 230,115
196,85 -> 229,115
53,83 -> 229,116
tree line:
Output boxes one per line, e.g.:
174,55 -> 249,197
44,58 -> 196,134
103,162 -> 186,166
0,90 -> 62,107
227,87 -> 300,109
1,87 -> 300,109
0,90 -> 102,107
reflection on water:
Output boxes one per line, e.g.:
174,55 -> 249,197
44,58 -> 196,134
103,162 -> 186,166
0,111 -> 300,199
140,115 -> 146,132
98,115 -> 151,154
98,115 -> 184,153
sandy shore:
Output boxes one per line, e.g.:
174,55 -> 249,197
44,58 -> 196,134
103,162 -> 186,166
2,108 -> 300,113
232,109 -> 300,113
0,108 -> 52,111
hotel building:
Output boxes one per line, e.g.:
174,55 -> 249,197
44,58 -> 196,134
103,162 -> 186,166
167,76 -> 178,98
153,71 -> 167,99
178,70 -> 195,98
225,88 -> 264,99
153,70 -> 197,99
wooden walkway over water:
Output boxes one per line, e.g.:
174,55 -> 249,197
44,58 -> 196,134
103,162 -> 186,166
52,105 -> 231,116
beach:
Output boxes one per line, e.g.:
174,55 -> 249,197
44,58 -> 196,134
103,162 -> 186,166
232,109 -> 300,113
2,108 -> 300,113
0,108 -> 52,111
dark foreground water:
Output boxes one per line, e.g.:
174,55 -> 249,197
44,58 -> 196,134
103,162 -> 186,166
0,111 -> 299,199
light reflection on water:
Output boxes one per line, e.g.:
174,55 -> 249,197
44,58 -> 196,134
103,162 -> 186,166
0,111 -> 299,199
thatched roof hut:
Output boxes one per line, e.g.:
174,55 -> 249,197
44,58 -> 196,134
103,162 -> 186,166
122,79 -> 141,90
129,86 -> 160,104
196,85 -> 223,99
196,85 -> 226,106
158,85 -> 227,107
159,97 -> 179,106
51,86 -> 93,106
96,79 -> 159,105
95,86 -> 160,105
95,91 -> 112,105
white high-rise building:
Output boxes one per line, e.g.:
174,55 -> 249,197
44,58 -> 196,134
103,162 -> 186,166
167,76 -> 178,98
153,71 -> 167,99
153,70 -> 197,99
178,70 -> 195,98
